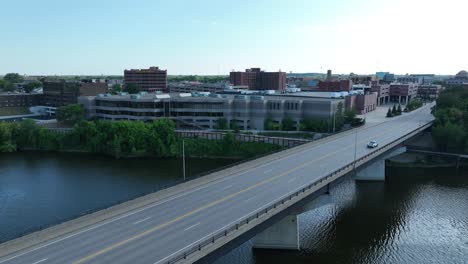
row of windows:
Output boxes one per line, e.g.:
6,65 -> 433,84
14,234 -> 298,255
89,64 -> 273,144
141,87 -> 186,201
96,110 -> 163,117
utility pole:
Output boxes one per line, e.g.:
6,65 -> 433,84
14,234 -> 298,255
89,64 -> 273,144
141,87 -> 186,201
182,139 -> 186,181
333,112 -> 336,133
353,128 -> 358,173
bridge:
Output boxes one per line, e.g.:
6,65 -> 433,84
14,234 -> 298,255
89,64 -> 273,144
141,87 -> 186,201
0,104 -> 435,264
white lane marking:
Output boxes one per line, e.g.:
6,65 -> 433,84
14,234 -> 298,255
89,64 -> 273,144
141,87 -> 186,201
0,108 -> 432,264
222,185 -> 233,190
184,222 -> 200,231
288,178 -> 296,183
133,217 -> 151,225
244,196 -> 256,202
263,169 -> 273,174
31,259 -> 48,264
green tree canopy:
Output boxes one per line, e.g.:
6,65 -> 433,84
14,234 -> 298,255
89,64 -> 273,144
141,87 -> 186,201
215,118 -> 228,130
56,104 -> 85,126
281,117 -> 295,131
24,81 -> 42,93
3,73 -> 24,83
125,83 -> 140,94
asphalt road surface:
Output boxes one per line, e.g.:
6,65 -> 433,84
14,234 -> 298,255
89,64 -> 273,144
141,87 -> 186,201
0,104 -> 434,264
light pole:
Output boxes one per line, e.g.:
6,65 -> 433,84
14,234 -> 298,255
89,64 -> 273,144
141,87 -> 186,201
182,139 -> 186,181
353,128 -> 358,173
333,112 -> 336,133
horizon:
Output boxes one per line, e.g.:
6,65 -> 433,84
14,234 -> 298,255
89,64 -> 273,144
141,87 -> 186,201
1,0 -> 467,76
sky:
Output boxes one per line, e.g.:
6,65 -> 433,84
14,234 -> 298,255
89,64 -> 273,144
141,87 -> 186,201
1,0 -> 467,76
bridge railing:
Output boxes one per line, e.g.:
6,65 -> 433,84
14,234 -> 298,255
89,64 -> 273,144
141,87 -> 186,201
165,122 -> 432,264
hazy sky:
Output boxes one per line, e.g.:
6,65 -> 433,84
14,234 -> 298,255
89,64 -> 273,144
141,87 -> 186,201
1,0 -> 467,75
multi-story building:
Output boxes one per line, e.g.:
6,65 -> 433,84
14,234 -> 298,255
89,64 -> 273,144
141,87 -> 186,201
345,93 -> 377,114
124,66 -> 168,92
229,68 -> 286,91
317,80 -> 352,92
0,93 -> 43,108
43,81 -> 107,106
370,81 -> 390,105
397,76 -> 420,84
410,74 -> 435,85
168,82 -> 248,94
376,72 -> 395,84
446,70 -> 468,86
389,83 -> 418,104
417,85 -> 442,101
79,93 -> 343,131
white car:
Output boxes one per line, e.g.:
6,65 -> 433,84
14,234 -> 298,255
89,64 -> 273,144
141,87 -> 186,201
367,140 -> 378,148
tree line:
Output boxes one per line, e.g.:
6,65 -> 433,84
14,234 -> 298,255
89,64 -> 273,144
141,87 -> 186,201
432,87 -> 468,153
0,119 -> 281,159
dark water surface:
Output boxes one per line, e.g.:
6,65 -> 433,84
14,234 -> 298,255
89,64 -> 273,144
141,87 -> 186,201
0,152 -> 237,243
214,167 -> 468,264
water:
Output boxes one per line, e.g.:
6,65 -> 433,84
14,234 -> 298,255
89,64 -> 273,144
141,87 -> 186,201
1,153 -> 467,264
0,152 -> 237,243
214,167 -> 468,264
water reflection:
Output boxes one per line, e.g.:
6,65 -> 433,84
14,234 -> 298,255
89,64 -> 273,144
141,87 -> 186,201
214,167 -> 468,264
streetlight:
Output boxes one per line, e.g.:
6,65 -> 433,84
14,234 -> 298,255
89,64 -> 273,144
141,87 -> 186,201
182,139 -> 186,181
353,128 -> 358,173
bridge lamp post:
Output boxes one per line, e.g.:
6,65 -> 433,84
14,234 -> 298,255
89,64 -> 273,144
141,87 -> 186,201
353,127 -> 358,173
182,139 -> 186,181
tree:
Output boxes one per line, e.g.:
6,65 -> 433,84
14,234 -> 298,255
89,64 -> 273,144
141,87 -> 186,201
24,81 -> 42,93
392,104 -> 397,115
56,104 -> 85,126
335,102 -> 344,131
229,121 -> 240,132
264,118 -> 280,131
397,104 -> 402,115
281,117 -> 295,131
344,109 -> 357,123
1,81 -> 16,92
215,118 -> 228,130
386,108 -> 393,118
3,73 -> 24,83
110,84 -> 122,94
125,83 -> 140,94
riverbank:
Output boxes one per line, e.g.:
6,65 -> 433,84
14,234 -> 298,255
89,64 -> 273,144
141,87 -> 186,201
387,152 -> 468,168
0,119 -> 282,159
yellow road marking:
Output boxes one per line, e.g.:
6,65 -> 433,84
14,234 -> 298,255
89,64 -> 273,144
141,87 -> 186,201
73,112 -> 425,263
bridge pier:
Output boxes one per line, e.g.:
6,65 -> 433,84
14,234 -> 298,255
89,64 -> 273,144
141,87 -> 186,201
253,194 -> 332,250
355,146 -> 406,181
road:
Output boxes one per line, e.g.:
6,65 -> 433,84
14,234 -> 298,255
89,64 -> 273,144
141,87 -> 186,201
0,104 -> 434,264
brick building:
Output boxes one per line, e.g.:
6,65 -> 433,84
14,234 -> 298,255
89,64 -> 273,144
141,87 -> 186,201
43,81 -> 107,106
370,81 -> 390,105
229,68 -> 286,91
417,85 -> 442,101
389,83 -> 418,104
317,80 -> 352,92
124,66 -> 168,92
0,93 -> 43,108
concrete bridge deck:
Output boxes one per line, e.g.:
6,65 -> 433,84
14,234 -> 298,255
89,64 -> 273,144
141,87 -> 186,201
0,104 -> 435,264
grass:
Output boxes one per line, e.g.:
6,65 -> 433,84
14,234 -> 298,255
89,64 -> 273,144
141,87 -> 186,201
0,106 -> 31,116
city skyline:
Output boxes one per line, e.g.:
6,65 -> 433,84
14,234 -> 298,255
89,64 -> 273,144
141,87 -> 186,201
1,0 -> 467,76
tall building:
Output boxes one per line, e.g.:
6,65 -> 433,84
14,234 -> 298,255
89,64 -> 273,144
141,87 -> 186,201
229,68 -> 286,91
124,66 -> 168,92
43,80 -> 107,106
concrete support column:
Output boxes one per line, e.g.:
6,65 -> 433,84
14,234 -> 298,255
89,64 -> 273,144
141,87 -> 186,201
253,194 -> 332,250
355,146 -> 407,181
253,215 -> 299,250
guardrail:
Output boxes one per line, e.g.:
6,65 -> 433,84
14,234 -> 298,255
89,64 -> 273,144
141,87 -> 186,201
176,130 -> 311,148
164,121 -> 433,264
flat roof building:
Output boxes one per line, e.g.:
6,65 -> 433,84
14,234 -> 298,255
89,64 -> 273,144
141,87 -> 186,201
229,68 -> 286,91
79,92 -> 343,131
124,66 -> 167,92
43,81 -> 107,106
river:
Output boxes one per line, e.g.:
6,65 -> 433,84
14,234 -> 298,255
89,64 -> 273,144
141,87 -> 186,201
0,152 -> 237,244
1,153 -> 467,264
